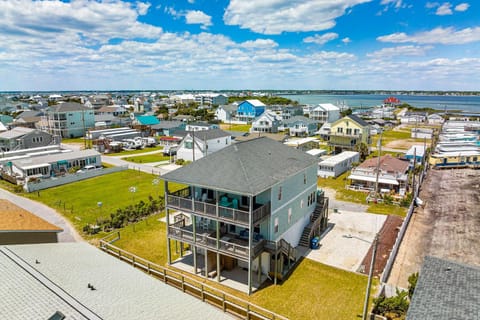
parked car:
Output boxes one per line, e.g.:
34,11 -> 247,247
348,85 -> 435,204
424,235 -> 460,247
163,145 -> 178,156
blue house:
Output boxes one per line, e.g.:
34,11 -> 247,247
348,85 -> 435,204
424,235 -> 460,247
236,100 -> 266,123
162,137 -> 329,294
283,116 -> 319,137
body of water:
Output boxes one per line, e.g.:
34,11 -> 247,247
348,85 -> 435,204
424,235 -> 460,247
280,94 -> 480,113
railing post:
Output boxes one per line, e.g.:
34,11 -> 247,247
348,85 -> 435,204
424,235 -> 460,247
222,294 -> 226,312
163,269 -> 167,283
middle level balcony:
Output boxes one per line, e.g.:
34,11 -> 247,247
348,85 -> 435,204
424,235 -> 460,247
166,187 -> 271,227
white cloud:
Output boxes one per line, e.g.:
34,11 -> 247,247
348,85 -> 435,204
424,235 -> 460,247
185,10 -> 212,29
377,27 -> 480,45
188,0 -> 195,3
342,37 -> 351,44
223,0 -> 372,35
454,3 -> 469,11
367,45 -> 433,59
241,39 -> 279,49
436,2 -> 452,15
0,0 -> 161,45
425,2 -> 439,9
381,0 -> 403,9
303,33 -> 339,45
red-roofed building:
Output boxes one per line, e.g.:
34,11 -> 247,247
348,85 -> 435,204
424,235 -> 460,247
383,96 -> 401,106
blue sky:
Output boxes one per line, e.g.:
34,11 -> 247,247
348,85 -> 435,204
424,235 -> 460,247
0,0 -> 479,91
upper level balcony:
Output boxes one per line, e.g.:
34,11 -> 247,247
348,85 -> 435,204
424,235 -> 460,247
166,187 -> 271,227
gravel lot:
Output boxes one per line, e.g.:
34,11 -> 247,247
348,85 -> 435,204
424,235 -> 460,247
388,168 -> 480,288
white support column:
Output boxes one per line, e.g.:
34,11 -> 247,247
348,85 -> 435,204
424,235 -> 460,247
165,180 -> 172,265
248,195 -> 253,295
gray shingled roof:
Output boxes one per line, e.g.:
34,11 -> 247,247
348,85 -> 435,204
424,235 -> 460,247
49,102 -> 89,112
0,243 -> 233,320
188,129 -> 231,141
282,116 -> 318,125
347,114 -> 369,127
163,136 -> 318,195
406,256 -> 480,320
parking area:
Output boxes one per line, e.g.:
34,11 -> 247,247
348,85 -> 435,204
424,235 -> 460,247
304,210 -> 386,272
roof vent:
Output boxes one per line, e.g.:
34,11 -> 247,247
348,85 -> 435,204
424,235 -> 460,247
48,311 -> 65,320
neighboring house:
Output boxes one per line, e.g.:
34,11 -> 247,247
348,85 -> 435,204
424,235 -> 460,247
282,116 -> 318,137
250,111 -> 281,134
12,110 -> 43,129
0,242 -> 230,320
328,114 -> 371,153
195,93 -> 228,105
236,100 -> 266,123
132,115 -> 160,126
317,151 -> 359,178
185,122 -> 219,131
0,127 -> 54,152
405,145 -> 426,165
176,129 -> 232,162
284,137 -> 320,152
427,113 -> 445,125
411,128 -> 433,139
162,137 -> 328,294
96,105 -> 128,117
0,202 -> 62,245
400,112 -> 427,124
169,94 -> 196,104
5,149 -> 101,181
47,102 -> 95,138
407,256 -> 480,320
309,104 -> 341,124
348,154 -> 410,194
215,104 -> 237,122
0,114 -> 14,125
279,105 -> 304,120
172,114 -> 195,122
151,121 -> 187,136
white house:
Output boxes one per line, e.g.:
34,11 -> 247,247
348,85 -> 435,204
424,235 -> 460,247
411,128 -> 433,139
250,111 -> 281,134
215,104 -> 237,122
427,113 -> 445,125
317,151 -> 359,178
176,129 -> 232,162
185,122 -> 219,131
400,112 -> 427,124
309,104 -> 341,124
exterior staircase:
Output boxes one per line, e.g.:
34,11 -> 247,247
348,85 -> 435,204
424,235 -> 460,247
298,196 -> 329,248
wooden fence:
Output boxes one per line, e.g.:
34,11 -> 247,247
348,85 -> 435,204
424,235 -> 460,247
99,237 -> 288,320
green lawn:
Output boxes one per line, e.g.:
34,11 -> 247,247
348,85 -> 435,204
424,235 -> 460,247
123,154 -> 170,163
251,259 -> 372,319
108,146 -> 164,156
107,215 -> 372,319
318,172 -> 407,217
21,170 -> 184,235
220,123 -> 251,132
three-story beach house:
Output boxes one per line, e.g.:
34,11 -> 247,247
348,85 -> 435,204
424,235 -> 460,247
328,114 -> 371,153
236,100 -> 266,123
162,137 -> 328,294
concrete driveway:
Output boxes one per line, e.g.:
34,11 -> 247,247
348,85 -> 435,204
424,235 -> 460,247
304,209 -> 386,273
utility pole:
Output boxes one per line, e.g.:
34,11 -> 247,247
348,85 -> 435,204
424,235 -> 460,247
362,233 -> 379,320
374,133 -> 382,198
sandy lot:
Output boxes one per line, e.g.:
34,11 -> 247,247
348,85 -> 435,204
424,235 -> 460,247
305,210 -> 386,272
388,168 -> 480,288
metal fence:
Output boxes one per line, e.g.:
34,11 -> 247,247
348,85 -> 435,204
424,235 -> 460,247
380,165 -> 428,284
24,166 -> 128,192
